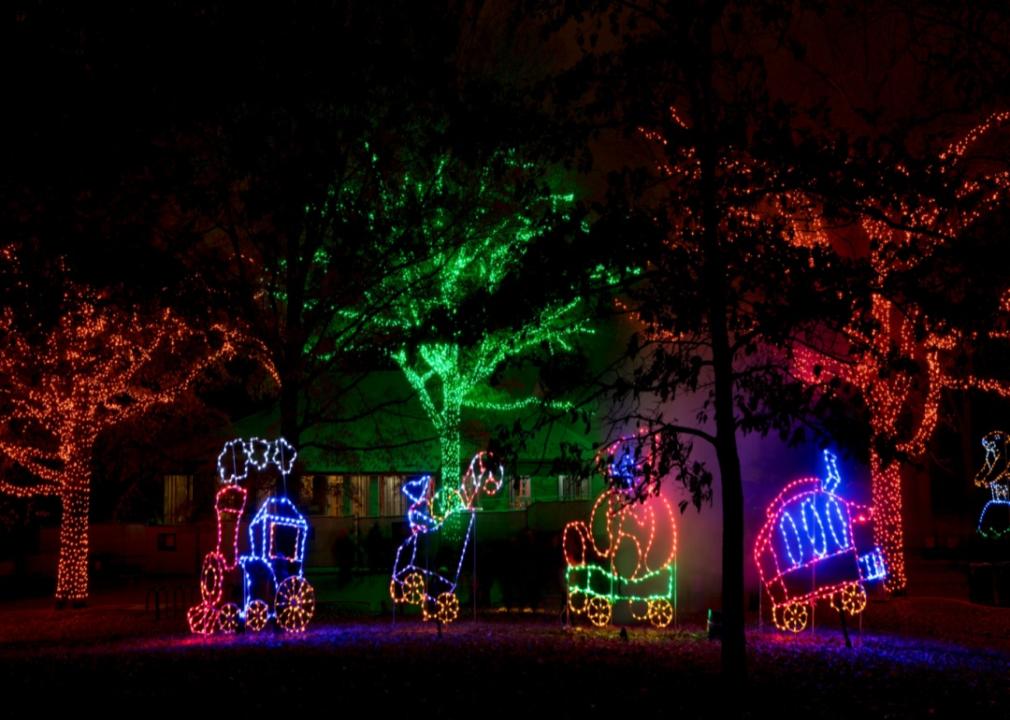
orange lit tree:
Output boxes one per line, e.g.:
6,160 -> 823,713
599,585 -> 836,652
545,1 -> 872,684
793,111 -> 1010,592
0,282 -> 273,604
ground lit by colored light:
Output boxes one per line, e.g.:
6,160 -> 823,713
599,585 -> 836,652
2,597 -> 1010,714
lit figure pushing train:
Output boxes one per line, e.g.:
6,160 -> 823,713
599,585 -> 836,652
389,452 -> 503,624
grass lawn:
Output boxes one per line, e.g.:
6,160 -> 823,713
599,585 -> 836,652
1,594 -> 1008,717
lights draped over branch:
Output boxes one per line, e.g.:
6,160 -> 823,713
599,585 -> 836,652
390,452 -> 503,625
188,437 -> 315,635
754,450 -> 887,633
974,431 -> 1010,539
563,434 -> 677,628
0,269 -> 274,603
793,304 -> 924,592
340,151 -> 590,484
792,112 -> 1010,592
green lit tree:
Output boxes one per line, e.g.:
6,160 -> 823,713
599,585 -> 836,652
5,3 -> 547,470
357,153 -> 593,481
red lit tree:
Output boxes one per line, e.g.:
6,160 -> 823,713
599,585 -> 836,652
540,0 -> 1010,683
794,111 -> 1010,592
0,281 -> 274,603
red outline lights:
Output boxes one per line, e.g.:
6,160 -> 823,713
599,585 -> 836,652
187,437 -> 315,635
754,450 -> 886,633
563,433 -> 678,628
790,113 -> 1010,592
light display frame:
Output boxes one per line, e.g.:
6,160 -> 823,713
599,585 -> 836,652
563,433 -> 678,629
389,452 -> 503,625
754,450 -> 887,633
974,431 -> 1010,539
188,437 -> 316,635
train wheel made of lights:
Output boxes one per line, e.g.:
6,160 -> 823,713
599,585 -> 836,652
587,596 -> 612,627
568,589 -> 587,614
831,582 -> 868,616
630,600 -> 650,622
775,602 -> 809,633
245,599 -> 269,632
187,601 -> 218,635
276,576 -> 315,632
402,572 -> 426,605
647,599 -> 674,628
200,552 -> 226,605
434,592 -> 460,624
217,602 -> 240,634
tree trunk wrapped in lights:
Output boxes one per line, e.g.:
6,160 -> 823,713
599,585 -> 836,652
0,278 -> 276,603
56,466 -> 92,601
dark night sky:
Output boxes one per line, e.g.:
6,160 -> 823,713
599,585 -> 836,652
4,1 -> 1010,542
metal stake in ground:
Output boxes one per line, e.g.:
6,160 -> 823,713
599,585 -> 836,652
472,511 -> 478,623
837,604 -> 852,648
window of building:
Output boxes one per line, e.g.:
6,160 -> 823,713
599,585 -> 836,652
379,475 -> 406,517
293,474 -> 415,517
163,474 -> 193,524
324,475 -> 341,516
299,475 -> 316,510
299,475 -> 346,516
511,476 -> 532,509
346,475 -> 369,517
558,474 -> 589,501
